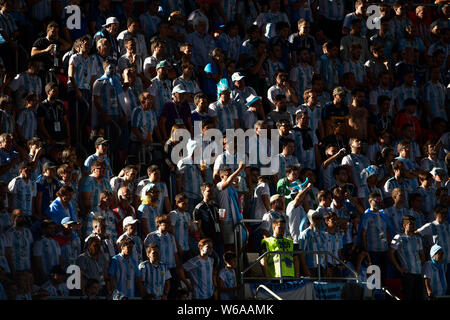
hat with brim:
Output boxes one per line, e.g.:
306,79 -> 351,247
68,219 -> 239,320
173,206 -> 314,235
61,217 -> 75,225
43,162 -> 57,170
231,72 -> 245,82
123,216 -> 138,228
102,17 -> 119,28
156,60 -> 171,69
245,94 -> 261,107
270,194 -> 283,203
430,244 -> 443,259
172,84 -> 188,94
95,137 -> 109,146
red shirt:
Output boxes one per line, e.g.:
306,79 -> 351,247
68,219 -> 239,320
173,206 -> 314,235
394,111 -> 422,141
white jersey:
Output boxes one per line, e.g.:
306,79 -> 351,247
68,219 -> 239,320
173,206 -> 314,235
218,267 -> 236,300
390,233 -> 423,274
286,201 -> 307,245
144,231 -> 178,269
252,182 -> 270,220
108,253 -> 141,300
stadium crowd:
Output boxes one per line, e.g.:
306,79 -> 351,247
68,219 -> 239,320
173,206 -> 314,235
0,0 -> 448,300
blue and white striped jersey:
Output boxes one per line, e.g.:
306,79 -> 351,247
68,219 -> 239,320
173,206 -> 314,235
117,233 -> 143,263
139,12 -> 161,38
187,9 -> 209,34
286,201 -> 307,245
392,85 -> 419,112
139,260 -> 171,298
293,128 -> 319,170
409,210 -> 425,229
0,211 -> 12,235
324,231 -> 343,265
30,0 -> 51,21
149,76 -> 172,116
299,227 -> 327,269
361,209 -> 390,252
168,209 -> 191,252
357,185 -> 383,210
135,180 -> 168,214
3,227 -> 33,271
79,175 -> 113,210
0,109 -> 14,135
423,260 -> 447,297
318,0 -> 345,21
173,77 -> 201,96
393,140 -> 421,164
117,30 -> 148,59
144,231 -> 178,269
391,16 -> 411,40
217,33 -> 242,62
424,81 -> 447,122
9,72 -> 42,106
138,204 -> 159,237
108,253 -> 141,299
385,206 -> 409,237
395,156 -> 419,191
316,54 -> 343,92
16,108 -> 37,141
319,158 -> 339,191
41,280 -> 69,297
341,153 -> 370,190
391,233 -> 423,274
8,176 -> 36,217
383,177 -> 412,200
277,154 -> 300,180
415,185 -> 436,216
343,12 -> 367,35
183,255 -> 215,299
0,234 -> 10,273
290,64 -> 314,102
84,154 -> 114,181
32,236 -> 61,277
417,221 -> 450,263
67,53 -> 96,90
60,231 -> 81,268
343,60 -> 366,83
255,11 -> 290,39
130,106 -> 158,142
86,207 -> 118,244
264,59 -> 286,86
177,157 -> 204,200
208,100 -> 238,133
0,11 -> 17,39
420,157 -> 447,174
218,267 -> 236,300
185,31 -> 215,68
92,75 -> 124,118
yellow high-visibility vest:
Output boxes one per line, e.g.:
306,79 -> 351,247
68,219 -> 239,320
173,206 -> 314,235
261,236 -> 295,277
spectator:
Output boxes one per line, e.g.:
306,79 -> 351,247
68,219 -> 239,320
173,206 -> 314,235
139,243 -> 171,300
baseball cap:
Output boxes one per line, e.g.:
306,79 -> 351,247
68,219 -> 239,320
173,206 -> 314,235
123,216 -> 138,228
231,72 -> 245,82
61,217 -> 75,225
245,94 -> 261,107
333,86 -> 346,96
430,167 -> 447,178
270,194 -> 283,203
102,17 -> 119,28
95,137 -> 109,146
43,162 -> 57,170
172,84 -> 187,94
156,60 -> 171,69
430,244 -> 443,259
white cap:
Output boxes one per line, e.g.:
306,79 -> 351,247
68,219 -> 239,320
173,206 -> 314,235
231,72 -> 245,82
172,84 -> 188,94
123,216 -> 138,228
103,17 -> 119,28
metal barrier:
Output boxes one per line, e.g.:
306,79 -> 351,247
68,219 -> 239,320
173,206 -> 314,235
255,285 -> 284,300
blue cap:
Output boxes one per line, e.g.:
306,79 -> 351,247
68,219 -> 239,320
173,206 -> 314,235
430,244 -> 443,259
61,217 -> 75,225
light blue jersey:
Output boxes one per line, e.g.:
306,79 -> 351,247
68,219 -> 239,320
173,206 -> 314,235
16,108 -> 37,141
83,154 -> 114,181
0,234 -> 10,273
424,81 -> 447,122
299,227 -> 327,269
316,54 -> 343,92
395,156 -> 419,191
415,186 -> 436,216
8,176 -> 36,217
138,204 -> 159,237
385,206 -> 409,238
361,209 -> 390,252
423,260 -> 447,297
255,11 -> 290,39
139,12 -> 161,38
130,106 -> 158,142
383,177 -> 412,201
149,76 -> 172,116
32,236 -> 61,277
68,53 -> 96,91
324,231 -> 343,265
80,175 -> 112,210
139,260 -> 171,298
144,231 -> 178,269
168,209 -> 191,252
341,153 -> 370,191
108,253 -> 141,300
177,157 -> 204,201
391,233 -> 423,274
86,207 -> 118,244
343,60 -> 365,83
417,221 -> 450,263
183,255 -> 215,299
208,100 -> 238,133
3,227 -> 33,271
117,233 -> 143,263
218,267 -> 236,300
60,232 -> 81,268
319,0 -> 345,21
392,85 -> 419,112
290,64 -> 314,102
293,128 -> 318,170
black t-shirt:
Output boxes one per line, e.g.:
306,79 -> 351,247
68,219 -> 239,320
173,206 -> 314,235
37,99 -> 68,142
32,37 -> 58,70
193,201 -> 223,245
